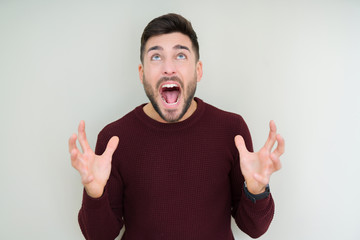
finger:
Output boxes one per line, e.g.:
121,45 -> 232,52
234,135 -> 248,154
264,120 -> 277,151
273,134 -> 285,157
68,133 -> 78,153
70,148 -> 81,169
270,153 -> 282,171
82,174 -> 94,185
78,120 -> 91,152
102,136 -> 119,159
71,149 -> 89,178
70,148 -> 86,169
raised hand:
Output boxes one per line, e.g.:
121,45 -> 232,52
68,120 -> 119,198
234,120 -> 285,194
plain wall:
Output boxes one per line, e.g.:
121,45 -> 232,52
1,0 -> 359,239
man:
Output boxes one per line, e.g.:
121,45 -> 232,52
69,13 -> 285,240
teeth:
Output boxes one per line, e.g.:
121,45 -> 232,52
162,83 -> 178,88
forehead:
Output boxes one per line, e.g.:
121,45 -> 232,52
145,32 -> 192,51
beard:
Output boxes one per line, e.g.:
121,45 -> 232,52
142,74 -> 197,123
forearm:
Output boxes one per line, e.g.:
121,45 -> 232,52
78,188 -> 123,240
232,188 -> 274,238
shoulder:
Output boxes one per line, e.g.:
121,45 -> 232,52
94,105 -> 145,155
97,104 -> 144,140
202,100 -> 248,129
201,99 -> 253,151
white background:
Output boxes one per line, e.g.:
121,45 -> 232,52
1,0 -> 359,239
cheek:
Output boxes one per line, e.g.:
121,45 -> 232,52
187,67 -> 198,81
144,65 -> 161,79
177,63 -> 195,76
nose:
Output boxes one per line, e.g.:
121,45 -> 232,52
162,58 -> 176,76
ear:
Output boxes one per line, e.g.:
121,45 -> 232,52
196,60 -> 203,82
138,64 -> 144,84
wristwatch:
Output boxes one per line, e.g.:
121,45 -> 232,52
243,181 -> 270,203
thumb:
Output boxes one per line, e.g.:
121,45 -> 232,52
103,136 -> 119,159
234,135 -> 248,154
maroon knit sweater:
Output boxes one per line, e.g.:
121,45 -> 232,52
78,98 -> 274,240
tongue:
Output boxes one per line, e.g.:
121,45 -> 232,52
163,90 -> 179,104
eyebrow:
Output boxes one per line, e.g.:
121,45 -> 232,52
174,45 -> 191,52
147,45 -> 191,53
147,46 -> 163,53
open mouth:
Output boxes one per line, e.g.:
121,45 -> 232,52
160,83 -> 181,106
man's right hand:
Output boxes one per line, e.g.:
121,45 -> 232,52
68,120 -> 119,198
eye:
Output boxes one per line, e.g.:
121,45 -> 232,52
176,53 -> 187,60
151,55 -> 161,61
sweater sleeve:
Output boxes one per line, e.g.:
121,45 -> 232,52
230,117 -> 274,238
78,130 -> 124,240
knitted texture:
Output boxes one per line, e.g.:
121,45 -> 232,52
79,98 -> 274,240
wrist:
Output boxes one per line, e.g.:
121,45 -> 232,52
85,186 -> 104,199
244,180 -> 267,195
244,181 -> 270,203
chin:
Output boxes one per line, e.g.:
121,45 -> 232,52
158,104 -> 185,123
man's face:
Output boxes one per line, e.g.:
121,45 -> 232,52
139,32 -> 203,123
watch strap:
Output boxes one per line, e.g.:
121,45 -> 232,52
243,181 -> 270,203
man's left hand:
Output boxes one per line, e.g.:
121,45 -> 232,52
235,120 -> 285,195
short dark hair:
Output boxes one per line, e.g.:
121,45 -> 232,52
140,13 -> 200,63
